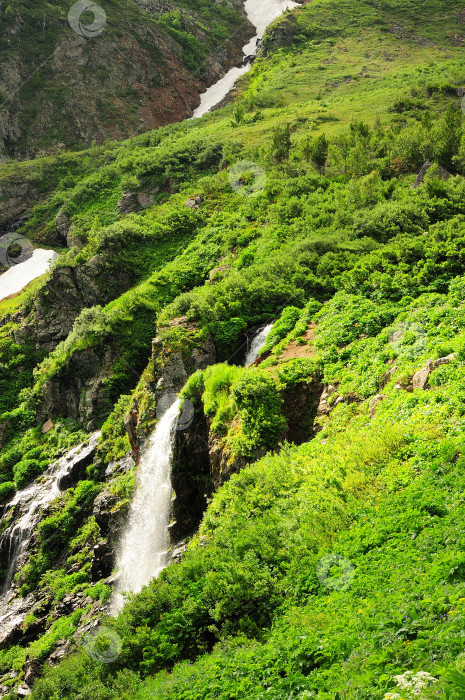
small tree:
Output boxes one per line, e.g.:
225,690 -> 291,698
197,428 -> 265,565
432,103 -> 463,171
309,133 -> 329,173
270,123 -> 291,163
230,104 -> 245,127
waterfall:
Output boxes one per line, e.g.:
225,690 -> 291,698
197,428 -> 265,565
111,399 -> 180,614
0,433 -> 99,607
0,484 -> 58,599
245,323 -> 274,365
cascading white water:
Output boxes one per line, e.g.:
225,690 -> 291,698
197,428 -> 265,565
245,323 -> 274,365
193,0 -> 298,118
111,399 -> 180,614
0,434 -> 100,608
0,434 -> 101,644
0,482 -> 60,599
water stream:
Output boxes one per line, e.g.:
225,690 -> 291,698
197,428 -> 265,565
0,462 -> 73,604
0,434 -> 100,617
111,399 -> 180,614
193,0 -> 298,118
0,479 -> 60,601
245,323 -> 274,365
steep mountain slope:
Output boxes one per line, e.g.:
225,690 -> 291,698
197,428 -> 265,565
0,0 -> 252,160
1,0 -> 465,698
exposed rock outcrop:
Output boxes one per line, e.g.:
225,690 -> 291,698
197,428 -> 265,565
411,353 -> 457,390
170,410 -> 212,542
379,365 -> 398,389
117,191 -> 157,215
0,1 -> 254,160
433,353 -> 457,368
209,265 -> 230,284
152,317 -> 217,399
36,346 -> 120,430
369,394 -> 385,418
93,484 -> 132,546
184,194 -> 203,211
55,433 -> 101,491
171,367 -> 324,534
0,181 -> 33,237
412,161 -> 452,189
412,358 -> 434,390
316,384 -> 337,418
14,255 -> 134,349
283,376 -> 324,444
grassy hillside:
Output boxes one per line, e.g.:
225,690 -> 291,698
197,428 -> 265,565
1,0 -> 465,697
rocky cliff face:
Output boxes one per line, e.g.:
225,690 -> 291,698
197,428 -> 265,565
14,255 -> 134,350
0,0 -> 253,160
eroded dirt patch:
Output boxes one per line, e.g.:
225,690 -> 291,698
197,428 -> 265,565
279,324 -> 316,362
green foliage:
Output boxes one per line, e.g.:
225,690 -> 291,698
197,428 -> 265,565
0,645 -> 26,675
109,471 -> 135,501
0,336 -> 43,416
183,363 -> 243,435
82,582 -> 112,603
261,306 -> 301,354
308,134 -> 329,173
28,611 -> 83,662
13,458 -> 45,489
231,369 -> 286,455
270,123 -> 292,163
98,394 -> 133,465
0,418 -> 87,493
19,480 -> 101,594
0,481 -> 15,503
208,318 -> 247,361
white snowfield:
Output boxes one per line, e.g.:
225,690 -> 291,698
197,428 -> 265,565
0,249 -> 57,302
193,0 -> 298,118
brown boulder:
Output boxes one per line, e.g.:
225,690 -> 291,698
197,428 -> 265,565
433,353 -> 457,368
412,359 -> 433,390
184,194 -> 203,210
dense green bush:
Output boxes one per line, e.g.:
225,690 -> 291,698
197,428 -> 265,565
261,306 -> 301,354
13,458 -> 44,489
231,370 -> 286,455
0,481 -> 15,503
